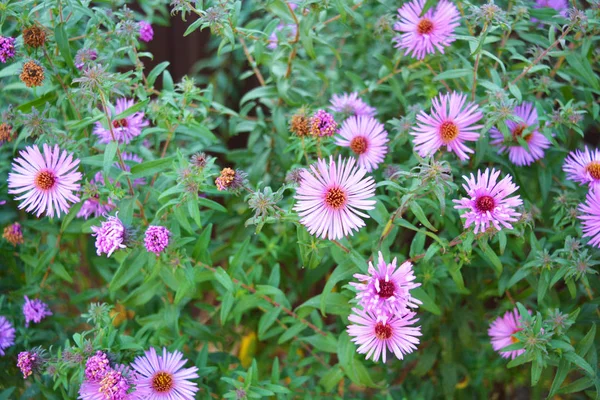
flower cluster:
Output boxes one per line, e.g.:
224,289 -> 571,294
347,252 -> 422,362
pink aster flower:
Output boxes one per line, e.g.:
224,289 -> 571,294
490,102 -> 552,166
93,98 -> 149,144
17,351 -> 41,379
453,168 -> 522,234
91,213 -> 128,257
309,109 -> 338,137
410,92 -> 483,160
23,296 -> 52,327
75,48 -> 97,71
293,156 -> 376,240
488,308 -> 525,360
0,316 -> 15,356
563,147 -> 600,190
139,21 -> 154,42
347,308 -> 421,363
267,24 -> 297,49
393,0 -> 460,60
8,144 -> 82,218
131,347 -> 199,400
350,252 -> 421,316
85,351 -> 111,383
336,116 -> 388,172
144,226 -> 171,256
0,36 -> 16,63
329,92 -> 377,118
121,152 -> 146,187
578,187 -> 600,248
80,364 -> 141,400
534,0 -> 568,16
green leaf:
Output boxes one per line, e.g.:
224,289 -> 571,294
197,197 -> 227,213
113,99 -> 149,120
55,23 -> 75,70
477,239 -> 503,276
147,62 -> 170,86
258,306 -> 281,339
110,251 -> 147,292
130,157 -> 174,178
575,324 -> 596,357
411,287 -> 441,315
278,322 -> 306,344
220,292 -> 235,324
548,359 -> 570,397
320,262 -> 355,316
183,18 -> 204,37
214,267 -> 234,292
409,201 -> 437,231
433,68 -> 473,81
564,352 -> 595,377
103,141 -> 118,176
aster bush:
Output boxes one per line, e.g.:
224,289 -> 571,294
1,0 -> 600,399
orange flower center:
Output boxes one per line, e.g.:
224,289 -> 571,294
374,322 -> 393,340
417,18 -> 434,35
350,136 -> 368,155
325,187 -> 347,210
378,280 -> 395,298
34,170 -> 56,190
586,161 -> 600,180
151,371 -> 174,393
476,195 -> 495,212
440,121 -> 459,143
511,124 -> 533,143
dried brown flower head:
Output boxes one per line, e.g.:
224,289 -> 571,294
0,123 -> 13,143
20,61 -> 45,87
23,26 -> 46,48
290,113 -> 310,137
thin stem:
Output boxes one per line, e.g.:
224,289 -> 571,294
471,23 -> 488,102
239,36 -> 266,87
331,240 -> 350,253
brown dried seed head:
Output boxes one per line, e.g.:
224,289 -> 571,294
290,114 -> 310,137
23,26 -> 46,48
0,123 -> 13,143
20,61 -> 45,87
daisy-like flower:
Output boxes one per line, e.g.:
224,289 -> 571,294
563,147 -> 600,190
336,116 -> 389,172
453,168 -> 523,234
490,102 -> 552,166
0,316 -> 15,356
329,92 -> 377,118
144,226 -> 171,256
8,144 -> 82,218
91,214 -> 128,257
488,308 -> 525,360
23,296 -> 52,327
578,187 -> 600,248
293,156 -> 376,240
410,92 -> 483,160
93,98 -> 149,144
350,252 -> 421,316
131,347 -> 199,400
347,308 -> 421,363
139,21 -> 154,42
393,0 -> 460,60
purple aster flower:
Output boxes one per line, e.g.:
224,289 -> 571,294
267,24 -> 297,49
393,0 -> 460,60
131,347 -> 199,400
293,156 -> 376,240
144,225 -> 171,256
93,98 -> 149,144
0,316 -> 15,356
74,48 -> 98,70
0,36 -> 16,63
139,21 -> 154,42
336,116 -> 389,172
23,296 -> 52,327
77,172 -> 116,220
91,213 -> 128,257
410,92 -> 483,160
347,308 -> 421,363
85,351 -> 111,383
8,144 -> 82,218
329,92 -> 377,118
80,364 -> 142,400
563,147 -> 600,190
488,308 -> 525,360
453,168 -> 523,234
578,187 -> 600,248
309,109 -> 338,137
17,350 -> 43,379
490,102 -> 552,166
534,0 -> 568,16
350,251 -> 421,316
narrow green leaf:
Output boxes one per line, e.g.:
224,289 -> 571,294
214,267 -> 234,292
55,23 -> 75,69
